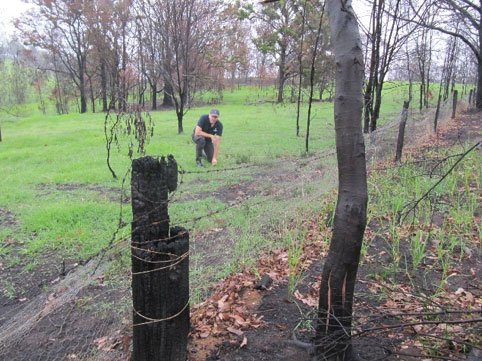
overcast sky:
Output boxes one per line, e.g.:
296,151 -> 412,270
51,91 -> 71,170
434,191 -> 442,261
0,0 -> 31,38
0,0 -> 371,40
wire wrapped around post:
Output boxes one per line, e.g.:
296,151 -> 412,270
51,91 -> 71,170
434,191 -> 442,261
131,155 -> 189,361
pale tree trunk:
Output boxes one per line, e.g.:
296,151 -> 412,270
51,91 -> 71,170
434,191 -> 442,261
315,0 -> 368,360
277,43 -> 287,103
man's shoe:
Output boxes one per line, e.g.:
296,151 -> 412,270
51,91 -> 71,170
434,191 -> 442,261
196,160 -> 204,167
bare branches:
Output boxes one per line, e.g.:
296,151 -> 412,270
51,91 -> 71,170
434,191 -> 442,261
401,140 -> 481,223
104,102 -> 155,179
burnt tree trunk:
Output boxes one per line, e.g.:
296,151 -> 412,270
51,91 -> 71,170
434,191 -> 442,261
363,0 -> 382,134
395,100 -> 410,163
296,0 -> 308,137
452,89 -> 458,119
314,1 -> 368,360
101,60 -> 108,112
151,83 -> 158,111
469,88 -> 473,104
475,40 -> 482,108
131,155 -> 189,361
162,81 -> 175,108
434,90 -> 442,133
306,6 -> 326,153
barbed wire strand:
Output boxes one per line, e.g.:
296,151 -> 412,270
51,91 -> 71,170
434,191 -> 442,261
132,298 -> 190,327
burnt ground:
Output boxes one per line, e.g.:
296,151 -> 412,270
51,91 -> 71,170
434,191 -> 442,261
0,105 -> 480,361
187,109 -> 481,361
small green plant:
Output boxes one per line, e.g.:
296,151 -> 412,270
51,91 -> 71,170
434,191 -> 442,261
389,220 -> 401,270
287,230 -> 306,299
7,255 -> 21,268
235,153 -> 250,164
410,230 -> 427,273
437,253 -> 452,292
23,262 -> 37,272
293,301 -> 316,332
2,280 -> 16,299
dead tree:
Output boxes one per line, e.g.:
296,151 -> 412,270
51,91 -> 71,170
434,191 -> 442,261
131,155 -> 189,361
395,100 -> 410,162
314,0 -> 368,360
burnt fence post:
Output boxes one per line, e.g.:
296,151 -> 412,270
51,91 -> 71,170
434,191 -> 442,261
395,100 -> 410,163
452,90 -> 458,119
131,155 -> 189,361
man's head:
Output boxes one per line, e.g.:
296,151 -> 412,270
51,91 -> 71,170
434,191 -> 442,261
208,108 -> 220,124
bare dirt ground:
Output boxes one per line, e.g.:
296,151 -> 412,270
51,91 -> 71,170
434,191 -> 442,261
0,104 -> 480,361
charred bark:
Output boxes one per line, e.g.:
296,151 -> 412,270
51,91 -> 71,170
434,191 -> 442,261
477,60 -> 482,108
101,60 -> 108,112
395,101 -> 410,163
162,81 -> 174,108
452,89 -> 458,119
152,83 -> 158,111
131,156 -> 189,361
315,1 -> 368,360
79,64 -> 87,114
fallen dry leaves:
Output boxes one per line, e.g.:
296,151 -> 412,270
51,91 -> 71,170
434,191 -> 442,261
190,215 -> 331,342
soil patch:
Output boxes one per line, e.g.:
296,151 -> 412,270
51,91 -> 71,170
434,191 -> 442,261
36,183 -> 129,203
0,250 -> 80,325
0,208 -> 18,228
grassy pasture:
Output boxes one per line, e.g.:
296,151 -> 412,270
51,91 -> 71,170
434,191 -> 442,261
1,82 -> 480,360
0,83 -> 411,286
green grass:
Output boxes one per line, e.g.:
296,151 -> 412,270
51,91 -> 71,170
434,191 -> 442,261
366,142 -> 481,285
0,83 -> 415,292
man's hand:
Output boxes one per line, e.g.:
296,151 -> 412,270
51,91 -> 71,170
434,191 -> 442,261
212,158 -> 217,166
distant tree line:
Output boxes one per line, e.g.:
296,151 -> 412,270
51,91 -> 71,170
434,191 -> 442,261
6,0 -> 334,133
0,0 -> 479,134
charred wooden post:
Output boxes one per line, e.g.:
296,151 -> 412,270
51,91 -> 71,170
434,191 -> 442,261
395,101 -> 410,163
131,155 -> 189,361
452,90 -> 458,119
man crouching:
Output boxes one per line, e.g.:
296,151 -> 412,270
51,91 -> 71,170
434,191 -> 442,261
192,108 -> 223,167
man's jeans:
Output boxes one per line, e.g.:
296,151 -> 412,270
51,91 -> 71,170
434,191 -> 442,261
192,132 -> 214,162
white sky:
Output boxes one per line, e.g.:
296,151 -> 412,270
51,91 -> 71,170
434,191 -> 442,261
0,0 -> 370,39
0,0 -> 32,38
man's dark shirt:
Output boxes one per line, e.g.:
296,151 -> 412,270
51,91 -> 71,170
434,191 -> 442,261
196,114 -> 223,143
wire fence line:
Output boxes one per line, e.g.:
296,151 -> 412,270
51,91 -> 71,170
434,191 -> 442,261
365,93 -> 470,163
0,93 -> 472,361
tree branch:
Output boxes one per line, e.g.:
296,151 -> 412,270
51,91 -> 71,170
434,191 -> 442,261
401,140 -> 481,223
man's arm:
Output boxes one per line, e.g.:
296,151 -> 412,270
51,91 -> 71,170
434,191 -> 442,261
211,136 -> 222,166
195,125 -> 215,139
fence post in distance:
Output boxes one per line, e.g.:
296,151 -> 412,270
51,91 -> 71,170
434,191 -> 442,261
395,101 -> 410,163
